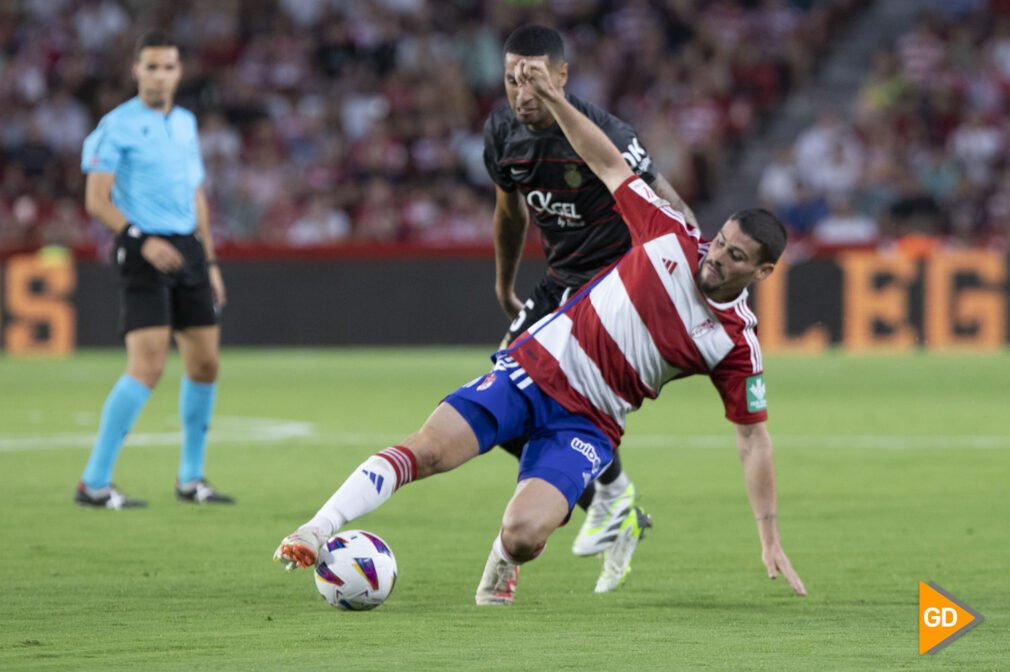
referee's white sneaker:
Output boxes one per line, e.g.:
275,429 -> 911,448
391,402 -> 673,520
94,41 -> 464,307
175,478 -> 235,504
572,482 -> 637,556
75,482 -> 147,509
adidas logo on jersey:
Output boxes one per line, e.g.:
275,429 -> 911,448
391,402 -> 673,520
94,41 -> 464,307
662,258 -> 678,274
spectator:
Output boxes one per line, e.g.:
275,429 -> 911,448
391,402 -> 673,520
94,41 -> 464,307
884,175 -> 946,244
948,111 -> 1005,187
354,179 -> 401,241
0,0 -> 867,252
781,183 -> 830,239
33,86 -> 91,154
804,136 -> 864,201
758,148 -> 799,210
766,7 -> 1010,251
42,197 -> 89,248
287,193 -> 352,246
200,111 -> 242,164
8,120 -> 55,179
812,197 -> 879,247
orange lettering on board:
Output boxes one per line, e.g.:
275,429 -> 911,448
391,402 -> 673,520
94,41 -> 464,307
4,253 -> 77,356
924,250 -> 1007,349
752,258 -> 830,353
839,252 -> 917,350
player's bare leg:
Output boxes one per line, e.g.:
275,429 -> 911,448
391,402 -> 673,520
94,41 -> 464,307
475,477 -> 568,605
275,403 -> 480,569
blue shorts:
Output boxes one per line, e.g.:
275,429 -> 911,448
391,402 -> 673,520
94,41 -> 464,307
443,357 -> 613,511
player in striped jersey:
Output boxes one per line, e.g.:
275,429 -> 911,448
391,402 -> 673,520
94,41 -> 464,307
274,57 -> 806,603
485,25 -> 687,587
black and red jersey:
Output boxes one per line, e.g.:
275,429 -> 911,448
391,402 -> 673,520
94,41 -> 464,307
483,93 -> 658,288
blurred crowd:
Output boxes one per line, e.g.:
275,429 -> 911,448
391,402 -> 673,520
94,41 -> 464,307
759,0 -> 1010,256
0,0 -> 863,254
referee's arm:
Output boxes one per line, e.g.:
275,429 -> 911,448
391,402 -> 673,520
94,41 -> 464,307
196,186 -> 226,307
84,171 -> 128,235
84,171 -> 184,272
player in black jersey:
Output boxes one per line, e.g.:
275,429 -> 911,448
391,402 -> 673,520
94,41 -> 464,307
482,25 -> 699,592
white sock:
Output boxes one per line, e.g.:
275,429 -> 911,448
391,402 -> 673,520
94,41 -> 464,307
493,530 -> 545,564
594,471 -> 630,500
305,446 -> 416,536
492,532 -> 519,564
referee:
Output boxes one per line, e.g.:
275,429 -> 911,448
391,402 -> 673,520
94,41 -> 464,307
76,30 -> 232,508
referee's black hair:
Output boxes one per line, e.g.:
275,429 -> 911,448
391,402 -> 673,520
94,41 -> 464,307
134,30 -> 179,60
728,209 -> 788,263
503,25 -> 565,66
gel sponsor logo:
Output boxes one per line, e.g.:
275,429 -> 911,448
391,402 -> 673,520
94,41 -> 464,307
570,437 -> 601,472
526,190 -> 583,227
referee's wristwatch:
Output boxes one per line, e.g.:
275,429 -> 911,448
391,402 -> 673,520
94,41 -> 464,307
118,224 -> 145,240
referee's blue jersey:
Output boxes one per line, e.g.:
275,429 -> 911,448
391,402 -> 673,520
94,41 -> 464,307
81,97 -> 205,235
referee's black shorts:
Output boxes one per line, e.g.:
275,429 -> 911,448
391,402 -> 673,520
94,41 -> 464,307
114,227 -> 217,336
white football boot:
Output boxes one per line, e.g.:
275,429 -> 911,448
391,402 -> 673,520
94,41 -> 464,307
273,526 -> 327,570
571,481 -> 637,556
474,548 -> 520,605
595,505 -> 652,593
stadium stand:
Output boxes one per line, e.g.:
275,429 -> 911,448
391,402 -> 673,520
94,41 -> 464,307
752,0 -> 1010,256
2,0 -> 867,255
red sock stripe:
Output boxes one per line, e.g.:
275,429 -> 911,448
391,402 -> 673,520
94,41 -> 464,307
377,446 -> 417,489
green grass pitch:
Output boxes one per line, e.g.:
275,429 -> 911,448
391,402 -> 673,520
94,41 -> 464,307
1,348 -> 1007,671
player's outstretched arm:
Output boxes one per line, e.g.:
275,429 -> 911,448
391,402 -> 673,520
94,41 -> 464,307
650,173 -> 699,229
516,59 -> 632,194
734,421 -> 807,596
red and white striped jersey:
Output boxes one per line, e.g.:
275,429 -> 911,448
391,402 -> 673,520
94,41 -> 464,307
509,175 -> 768,446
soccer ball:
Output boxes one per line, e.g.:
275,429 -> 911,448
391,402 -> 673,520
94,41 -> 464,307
314,530 -> 398,611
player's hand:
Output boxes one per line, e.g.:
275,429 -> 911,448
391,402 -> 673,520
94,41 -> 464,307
209,265 -> 226,308
141,236 -> 185,273
496,286 -> 523,321
515,59 -> 559,101
762,543 -> 807,596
